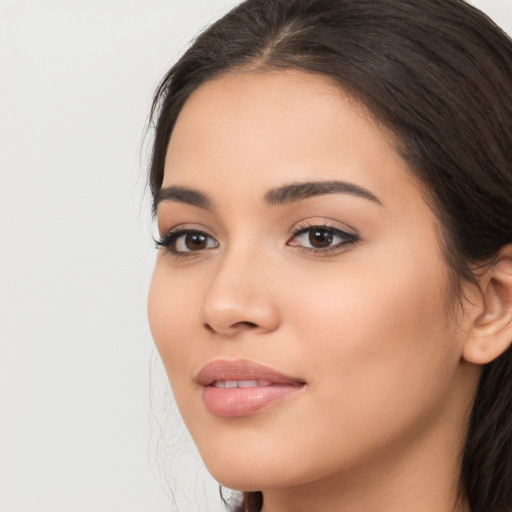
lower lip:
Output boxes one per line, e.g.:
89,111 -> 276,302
202,384 -> 303,417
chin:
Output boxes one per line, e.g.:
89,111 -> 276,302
199,452 -> 277,490
209,468 -> 286,493
199,446 -> 325,492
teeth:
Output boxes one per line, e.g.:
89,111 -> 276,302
212,379 -> 272,388
238,380 -> 258,388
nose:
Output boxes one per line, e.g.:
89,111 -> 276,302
199,249 -> 280,337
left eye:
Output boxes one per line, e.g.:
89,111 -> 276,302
288,226 -> 357,251
174,232 -> 217,252
156,229 -> 219,254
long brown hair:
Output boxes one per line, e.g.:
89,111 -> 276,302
148,1 -> 512,510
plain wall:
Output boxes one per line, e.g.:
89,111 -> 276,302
1,1 -> 511,511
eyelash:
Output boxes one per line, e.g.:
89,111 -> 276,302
288,222 -> 359,255
154,227 -> 218,259
155,223 -> 359,258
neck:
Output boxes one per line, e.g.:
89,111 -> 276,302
262,449 -> 468,512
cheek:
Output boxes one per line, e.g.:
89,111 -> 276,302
285,243 -> 459,433
148,262 -> 209,437
147,261 -> 197,380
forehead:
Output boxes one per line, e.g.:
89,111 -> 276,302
163,69 -> 415,207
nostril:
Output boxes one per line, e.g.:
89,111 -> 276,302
236,321 -> 258,329
203,320 -> 258,333
203,323 -> 215,332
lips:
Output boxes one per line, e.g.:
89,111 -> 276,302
196,359 -> 305,417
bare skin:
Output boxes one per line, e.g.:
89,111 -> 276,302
148,70 -> 512,512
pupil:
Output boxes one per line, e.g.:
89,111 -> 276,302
186,233 -> 207,250
309,229 -> 333,248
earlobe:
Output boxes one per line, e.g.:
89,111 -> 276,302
462,245 -> 512,365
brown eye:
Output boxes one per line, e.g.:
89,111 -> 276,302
183,233 -> 208,251
155,229 -> 219,255
287,225 -> 358,254
173,231 -> 218,253
309,229 -> 333,248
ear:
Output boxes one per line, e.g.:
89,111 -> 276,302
462,245 -> 512,365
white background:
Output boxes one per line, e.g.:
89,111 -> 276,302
1,1 -> 511,511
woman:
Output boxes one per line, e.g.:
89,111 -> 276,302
146,1 -> 512,511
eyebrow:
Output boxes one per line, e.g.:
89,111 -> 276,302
153,179 -> 382,215
264,180 -> 382,206
153,185 -> 214,215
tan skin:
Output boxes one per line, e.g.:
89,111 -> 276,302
148,70 -> 512,512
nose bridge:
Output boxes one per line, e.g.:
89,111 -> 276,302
200,239 -> 279,335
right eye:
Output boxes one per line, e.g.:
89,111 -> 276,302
155,229 -> 219,255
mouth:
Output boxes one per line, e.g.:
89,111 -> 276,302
211,379 -> 273,388
196,359 -> 306,418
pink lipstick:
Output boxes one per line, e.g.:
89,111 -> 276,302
196,359 -> 305,417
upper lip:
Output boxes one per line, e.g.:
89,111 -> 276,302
196,359 -> 305,386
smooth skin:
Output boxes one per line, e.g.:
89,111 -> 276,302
148,70 -> 512,512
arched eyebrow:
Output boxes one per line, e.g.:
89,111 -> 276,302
153,179 -> 382,216
153,186 -> 214,216
264,180 -> 382,206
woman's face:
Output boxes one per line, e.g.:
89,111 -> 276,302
148,70 -> 477,493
